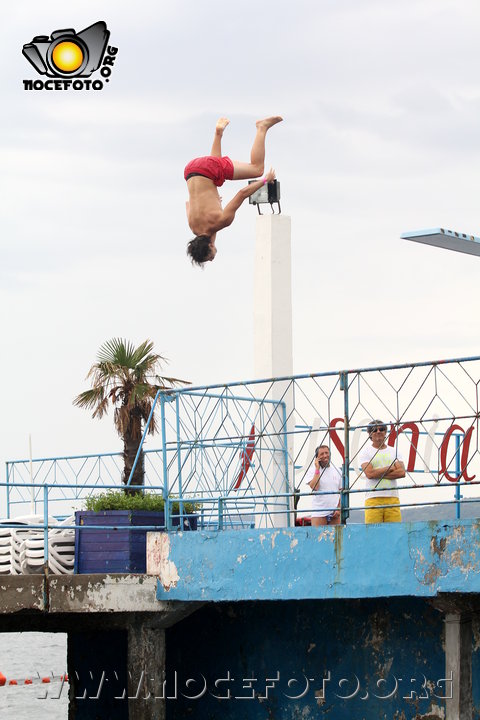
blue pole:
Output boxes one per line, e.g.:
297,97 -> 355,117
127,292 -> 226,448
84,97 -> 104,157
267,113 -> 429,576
43,484 -> 49,570
175,393 -> 184,527
280,400 -> 291,527
126,391 -> 161,486
6,463 -> 11,519
160,393 -> 171,530
455,433 -> 461,520
218,497 -> 224,531
340,371 -> 350,522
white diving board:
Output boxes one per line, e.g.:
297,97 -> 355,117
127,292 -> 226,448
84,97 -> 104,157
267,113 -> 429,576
401,227 -> 480,257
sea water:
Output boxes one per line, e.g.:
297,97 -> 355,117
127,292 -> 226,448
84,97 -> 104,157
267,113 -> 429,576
0,632 -> 68,720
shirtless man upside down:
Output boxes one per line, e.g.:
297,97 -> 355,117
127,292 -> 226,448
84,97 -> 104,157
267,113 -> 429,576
184,115 -> 283,266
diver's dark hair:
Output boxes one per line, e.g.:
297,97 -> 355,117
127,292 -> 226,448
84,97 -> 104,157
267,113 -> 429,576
187,235 -> 212,267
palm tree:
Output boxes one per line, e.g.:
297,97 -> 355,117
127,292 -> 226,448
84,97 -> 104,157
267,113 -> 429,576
74,338 -> 187,490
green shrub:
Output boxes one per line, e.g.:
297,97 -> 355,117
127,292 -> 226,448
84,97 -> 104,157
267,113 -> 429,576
84,491 -> 165,512
84,490 -> 199,515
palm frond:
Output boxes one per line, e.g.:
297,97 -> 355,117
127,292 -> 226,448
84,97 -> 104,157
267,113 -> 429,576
129,340 -> 157,368
97,338 -> 136,366
73,387 -> 105,410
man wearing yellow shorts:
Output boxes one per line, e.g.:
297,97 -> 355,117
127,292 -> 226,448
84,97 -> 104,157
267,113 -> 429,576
359,420 -> 405,523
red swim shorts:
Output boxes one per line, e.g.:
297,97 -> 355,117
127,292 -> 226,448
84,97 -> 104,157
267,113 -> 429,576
184,156 -> 234,187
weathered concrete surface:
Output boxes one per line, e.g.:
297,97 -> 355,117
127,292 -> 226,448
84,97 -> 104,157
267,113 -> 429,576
149,519 -> 480,602
48,574 -> 198,619
128,622 -> 165,720
0,575 -> 45,612
0,574 -> 202,629
147,534 -> 179,590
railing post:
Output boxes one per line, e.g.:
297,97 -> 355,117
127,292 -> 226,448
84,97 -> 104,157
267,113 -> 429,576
175,393 -> 184,526
43,484 -> 49,571
281,400 -> 291,527
455,433 -> 461,520
160,393 -> 171,531
340,371 -> 350,523
29,434 -> 34,515
218,497 -> 224,531
6,462 -> 11,519
165,496 -> 171,532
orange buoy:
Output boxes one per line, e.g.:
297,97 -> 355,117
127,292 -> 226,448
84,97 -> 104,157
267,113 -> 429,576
60,674 -> 69,682
0,672 -> 6,686
41,677 -> 51,684
9,680 -> 18,685
24,678 -> 33,685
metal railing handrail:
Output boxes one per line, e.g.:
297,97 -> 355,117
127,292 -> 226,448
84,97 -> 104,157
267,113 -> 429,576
157,354 -> 480,396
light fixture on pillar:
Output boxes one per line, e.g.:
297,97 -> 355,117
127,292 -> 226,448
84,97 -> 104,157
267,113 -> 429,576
401,227 -> 480,257
248,180 -> 281,215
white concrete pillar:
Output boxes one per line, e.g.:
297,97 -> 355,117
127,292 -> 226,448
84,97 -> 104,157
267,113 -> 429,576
253,215 -> 294,527
444,613 -> 472,720
254,214 -> 293,379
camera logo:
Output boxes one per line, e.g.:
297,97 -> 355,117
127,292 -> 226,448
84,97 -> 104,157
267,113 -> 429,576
22,21 -> 118,91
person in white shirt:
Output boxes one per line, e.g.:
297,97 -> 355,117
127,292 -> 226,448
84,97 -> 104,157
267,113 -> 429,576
358,419 -> 405,524
306,445 -> 342,526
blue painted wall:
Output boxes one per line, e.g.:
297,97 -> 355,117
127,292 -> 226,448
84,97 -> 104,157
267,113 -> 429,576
472,617 -> 480,717
166,597 -> 447,719
159,519 -> 480,717
156,519 -> 480,602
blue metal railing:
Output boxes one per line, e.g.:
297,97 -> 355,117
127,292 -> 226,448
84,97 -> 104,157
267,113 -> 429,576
2,354 -> 480,567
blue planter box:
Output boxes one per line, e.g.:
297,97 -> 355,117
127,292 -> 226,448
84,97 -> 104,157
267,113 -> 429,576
74,510 -> 198,574
74,510 -> 165,574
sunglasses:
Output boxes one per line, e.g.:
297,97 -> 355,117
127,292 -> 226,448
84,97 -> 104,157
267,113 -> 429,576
371,426 -> 387,433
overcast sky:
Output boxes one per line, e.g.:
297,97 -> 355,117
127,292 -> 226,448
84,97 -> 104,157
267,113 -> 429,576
1,0 -> 480,494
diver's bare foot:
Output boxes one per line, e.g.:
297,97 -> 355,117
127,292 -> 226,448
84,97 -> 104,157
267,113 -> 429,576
215,117 -> 230,134
256,116 -> 283,130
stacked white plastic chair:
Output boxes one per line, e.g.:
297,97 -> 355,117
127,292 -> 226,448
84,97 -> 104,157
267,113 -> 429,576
0,524 -> 12,574
0,515 -> 75,574
9,515 -> 51,575
0,516 -> 42,575
45,516 -> 75,574
16,527 -> 46,574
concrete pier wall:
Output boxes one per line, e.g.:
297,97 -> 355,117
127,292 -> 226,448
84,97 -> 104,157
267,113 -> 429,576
149,519 -> 480,602
0,575 -> 200,720
2,519 -> 480,718
165,597 -> 480,719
